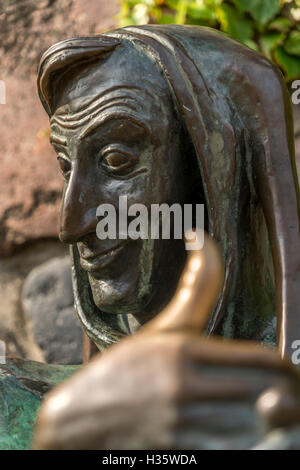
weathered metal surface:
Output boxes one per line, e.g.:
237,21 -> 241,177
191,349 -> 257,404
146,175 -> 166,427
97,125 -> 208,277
0,359 -> 78,449
2,24 -> 300,450
37,25 -> 300,359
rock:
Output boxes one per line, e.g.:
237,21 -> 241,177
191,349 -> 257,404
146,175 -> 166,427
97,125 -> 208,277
0,240 -> 68,361
22,256 -> 82,364
0,0 -> 118,78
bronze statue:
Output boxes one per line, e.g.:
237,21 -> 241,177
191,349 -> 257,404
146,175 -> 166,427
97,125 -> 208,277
31,25 -> 300,448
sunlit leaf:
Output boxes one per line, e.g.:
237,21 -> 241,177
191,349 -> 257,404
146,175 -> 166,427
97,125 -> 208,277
284,30 -> 300,56
186,3 -> 216,21
216,4 -> 254,42
243,39 -> 259,51
268,17 -> 292,33
165,0 -> 180,10
204,0 -> 222,5
159,13 -> 176,23
231,0 -> 280,26
260,31 -> 285,59
132,4 -> 150,24
291,7 -> 300,22
119,16 -> 139,27
175,0 -> 187,23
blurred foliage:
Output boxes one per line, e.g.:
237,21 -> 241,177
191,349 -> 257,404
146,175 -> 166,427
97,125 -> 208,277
118,0 -> 300,81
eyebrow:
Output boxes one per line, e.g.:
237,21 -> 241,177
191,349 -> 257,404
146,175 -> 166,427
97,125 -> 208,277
50,108 -> 151,147
78,111 -> 151,141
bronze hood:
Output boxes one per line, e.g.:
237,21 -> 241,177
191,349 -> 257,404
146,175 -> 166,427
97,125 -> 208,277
37,25 -> 300,359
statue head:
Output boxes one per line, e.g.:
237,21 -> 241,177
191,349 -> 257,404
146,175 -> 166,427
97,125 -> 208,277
38,25 -> 300,360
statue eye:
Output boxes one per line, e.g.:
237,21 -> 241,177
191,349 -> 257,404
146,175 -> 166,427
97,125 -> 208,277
100,146 -> 138,176
57,156 -> 71,180
105,153 -> 129,168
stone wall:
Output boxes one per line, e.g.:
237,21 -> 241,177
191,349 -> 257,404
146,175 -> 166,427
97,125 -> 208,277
0,0 -> 118,256
0,0 -> 118,363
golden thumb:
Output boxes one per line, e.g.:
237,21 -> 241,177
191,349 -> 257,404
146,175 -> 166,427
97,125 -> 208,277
143,230 -> 224,335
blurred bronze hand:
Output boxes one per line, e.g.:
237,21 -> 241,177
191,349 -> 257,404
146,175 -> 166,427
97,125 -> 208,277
33,234 -> 300,450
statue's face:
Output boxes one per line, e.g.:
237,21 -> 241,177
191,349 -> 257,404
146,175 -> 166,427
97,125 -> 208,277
50,42 -> 189,322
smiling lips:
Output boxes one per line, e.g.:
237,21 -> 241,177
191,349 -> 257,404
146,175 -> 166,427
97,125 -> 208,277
79,243 -> 126,272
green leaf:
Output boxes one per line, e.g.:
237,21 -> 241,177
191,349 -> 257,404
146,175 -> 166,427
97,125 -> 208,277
273,46 -> 300,81
268,17 -> 292,33
260,31 -> 285,59
119,15 -> 139,27
231,0 -> 280,26
175,0 -> 187,24
205,0 -> 222,5
243,39 -> 259,52
159,14 -> 176,23
165,0 -> 180,10
230,0 -> 251,11
284,31 -> 300,56
216,4 -> 254,42
186,3 -> 216,21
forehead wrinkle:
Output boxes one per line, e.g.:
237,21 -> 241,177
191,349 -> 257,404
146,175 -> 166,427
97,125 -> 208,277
54,94 -> 139,124
50,133 -> 67,146
50,85 -> 171,144
50,107 -> 152,146
54,84 -> 162,119
51,99 -> 139,129
78,108 -> 152,141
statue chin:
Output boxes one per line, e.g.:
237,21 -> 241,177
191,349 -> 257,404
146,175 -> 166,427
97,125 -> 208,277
85,235 -> 187,325
88,274 -> 161,335
88,274 -> 152,317
85,239 -> 157,319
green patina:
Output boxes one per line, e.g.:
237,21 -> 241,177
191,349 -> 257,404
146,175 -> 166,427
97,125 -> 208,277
0,358 -> 79,450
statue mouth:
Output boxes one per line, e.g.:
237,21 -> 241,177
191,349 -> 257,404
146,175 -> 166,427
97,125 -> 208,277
79,243 -> 126,272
